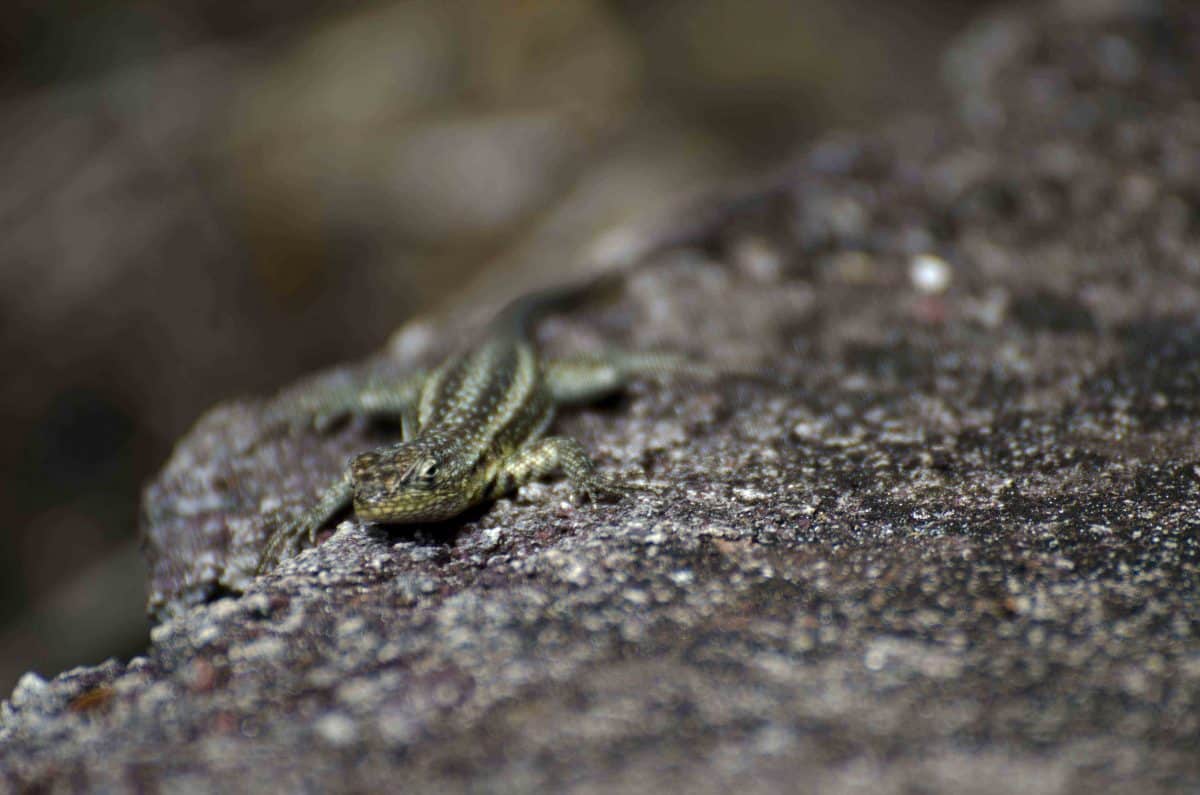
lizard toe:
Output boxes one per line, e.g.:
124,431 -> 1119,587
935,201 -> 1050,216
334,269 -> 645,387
576,475 -> 635,503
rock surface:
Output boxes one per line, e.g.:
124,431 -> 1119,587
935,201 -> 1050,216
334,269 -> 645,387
4,2 -> 1200,792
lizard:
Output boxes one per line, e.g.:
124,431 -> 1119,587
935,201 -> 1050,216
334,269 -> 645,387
255,277 -> 707,574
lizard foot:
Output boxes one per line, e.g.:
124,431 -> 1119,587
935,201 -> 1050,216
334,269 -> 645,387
573,474 -> 636,503
256,514 -> 319,575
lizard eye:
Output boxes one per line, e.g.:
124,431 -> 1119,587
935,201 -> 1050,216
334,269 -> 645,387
416,459 -> 439,482
399,457 -> 440,487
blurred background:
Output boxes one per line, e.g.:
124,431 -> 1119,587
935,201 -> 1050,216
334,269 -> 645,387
0,0 -> 996,692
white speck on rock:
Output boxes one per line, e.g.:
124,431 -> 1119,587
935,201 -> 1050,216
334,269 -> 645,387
9,672 -> 48,710
378,708 -> 419,746
207,597 -> 242,623
229,636 -> 286,662
909,253 -> 953,294
314,713 -> 359,747
624,589 -> 649,606
669,569 -> 694,586
193,624 -> 222,647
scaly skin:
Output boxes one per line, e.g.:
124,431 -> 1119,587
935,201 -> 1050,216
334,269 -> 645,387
256,285 -> 707,574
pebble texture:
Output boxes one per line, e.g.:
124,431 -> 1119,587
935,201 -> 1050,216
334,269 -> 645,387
4,3 -> 1200,792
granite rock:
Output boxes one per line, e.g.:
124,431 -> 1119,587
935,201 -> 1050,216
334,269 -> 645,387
4,3 -> 1200,792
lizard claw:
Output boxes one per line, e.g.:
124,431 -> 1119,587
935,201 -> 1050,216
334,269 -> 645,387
256,514 -> 314,575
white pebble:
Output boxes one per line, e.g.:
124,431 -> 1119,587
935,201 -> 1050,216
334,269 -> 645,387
314,712 -> 359,747
909,254 -> 952,294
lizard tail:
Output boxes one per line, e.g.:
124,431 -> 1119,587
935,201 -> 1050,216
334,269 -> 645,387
493,272 -> 625,337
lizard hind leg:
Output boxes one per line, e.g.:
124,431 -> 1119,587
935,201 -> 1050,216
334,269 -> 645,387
544,352 -> 714,406
490,436 -> 633,503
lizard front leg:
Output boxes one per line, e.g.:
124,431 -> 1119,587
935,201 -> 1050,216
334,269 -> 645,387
489,436 -> 632,503
256,469 -> 355,574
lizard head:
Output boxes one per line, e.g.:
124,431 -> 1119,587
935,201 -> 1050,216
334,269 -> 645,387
350,439 -> 476,523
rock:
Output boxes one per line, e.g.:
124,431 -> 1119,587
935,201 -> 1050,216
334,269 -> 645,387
5,3 -> 1200,792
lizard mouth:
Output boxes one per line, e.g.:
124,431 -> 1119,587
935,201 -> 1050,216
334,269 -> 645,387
353,491 -> 463,524
352,497 -> 410,523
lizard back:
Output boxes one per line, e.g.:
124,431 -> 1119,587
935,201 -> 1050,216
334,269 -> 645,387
416,336 -> 554,469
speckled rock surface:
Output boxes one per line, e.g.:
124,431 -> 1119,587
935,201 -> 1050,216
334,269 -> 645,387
5,3 -> 1200,792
